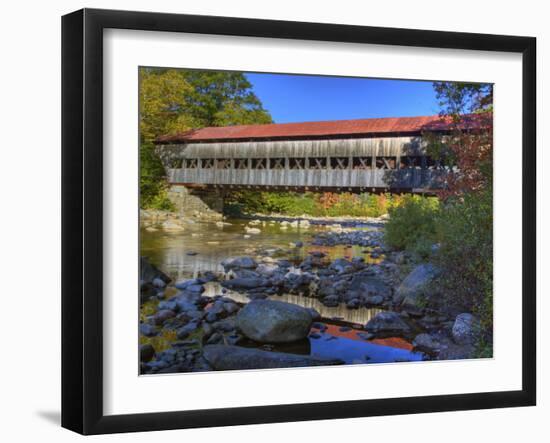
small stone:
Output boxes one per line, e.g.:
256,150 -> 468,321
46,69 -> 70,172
153,309 -> 176,325
177,322 -> 199,339
139,323 -> 157,337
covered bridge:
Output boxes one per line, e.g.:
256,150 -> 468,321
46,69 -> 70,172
155,115 -> 465,193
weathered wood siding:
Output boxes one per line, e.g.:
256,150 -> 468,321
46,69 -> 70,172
166,167 -> 446,189
158,136 -> 424,160
157,135 -> 447,191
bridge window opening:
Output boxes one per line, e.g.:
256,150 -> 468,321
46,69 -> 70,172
216,159 -> 231,169
289,158 -> 305,170
309,157 -> 328,170
252,158 -> 267,169
271,158 -> 285,170
330,157 -> 349,169
351,157 -> 370,169
202,159 -> 214,169
376,157 -> 397,169
235,159 -> 248,169
183,159 -> 198,169
400,156 -> 422,169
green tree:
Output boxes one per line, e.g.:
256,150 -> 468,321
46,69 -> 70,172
138,68 -> 272,208
139,68 -> 196,143
431,82 -> 494,354
432,81 -> 493,117
182,71 -> 272,126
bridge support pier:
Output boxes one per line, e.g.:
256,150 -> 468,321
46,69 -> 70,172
167,185 -> 224,220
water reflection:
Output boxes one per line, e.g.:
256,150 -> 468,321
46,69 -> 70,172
310,334 -> 423,364
139,218 -> 424,365
209,282 -> 383,326
140,218 -> 381,282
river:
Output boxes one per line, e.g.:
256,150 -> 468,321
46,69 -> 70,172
140,217 -> 424,367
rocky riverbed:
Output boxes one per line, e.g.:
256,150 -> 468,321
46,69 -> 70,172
139,213 -> 480,374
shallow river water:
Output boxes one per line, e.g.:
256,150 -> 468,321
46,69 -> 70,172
140,217 -> 424,365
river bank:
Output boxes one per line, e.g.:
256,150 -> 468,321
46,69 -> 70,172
139,210 -> 480,374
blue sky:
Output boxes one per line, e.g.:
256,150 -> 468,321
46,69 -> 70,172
245,73 -> 440,124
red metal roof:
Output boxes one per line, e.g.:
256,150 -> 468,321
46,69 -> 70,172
155,114 -> 486,144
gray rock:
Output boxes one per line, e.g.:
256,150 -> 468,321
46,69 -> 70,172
346,299 -> 361,309
452,313 -> 479,345
394,263 -> 440,307
223,302 -> 239,314
172,292 -> 202,311
233,269 -> 262,279
350,275 -> 391,300
206,332 -> 224,345
175,278 -> 201,290
213,317 -> 237,333
176,321 -> 199,339
139,323 -> 157,337
184,284 -> 205,294
364,295 -> 384,305
158,299 -> 178,312
153,309 -> 176,325
221,256 -> 257,271
236,299 -> 313,343
203,345 -> 343,370
365,311 -> 411,335
205,311 -> 218,323
140,257 -> 171,285
329,258 -> 354,274
221,277 -> 268,290
412,333 -> 440,354
256,263 -> 280,277
306,307 -> 321,321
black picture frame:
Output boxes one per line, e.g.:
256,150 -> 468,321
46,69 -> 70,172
61,8 -> 536,435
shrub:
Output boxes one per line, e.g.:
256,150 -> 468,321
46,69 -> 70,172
384,195 -> 440,254
435,188 -> 493,335
147,187 -> 175,211
140,142 -> 171,209
224,191 -> 396,218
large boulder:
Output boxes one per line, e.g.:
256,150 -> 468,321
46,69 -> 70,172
394,263 -> 440,309
221,256 -> 257,271
203,345 -> 343,370
452,313 -> 479,345
365,311 -> 411,335
236,300 -> 313,343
